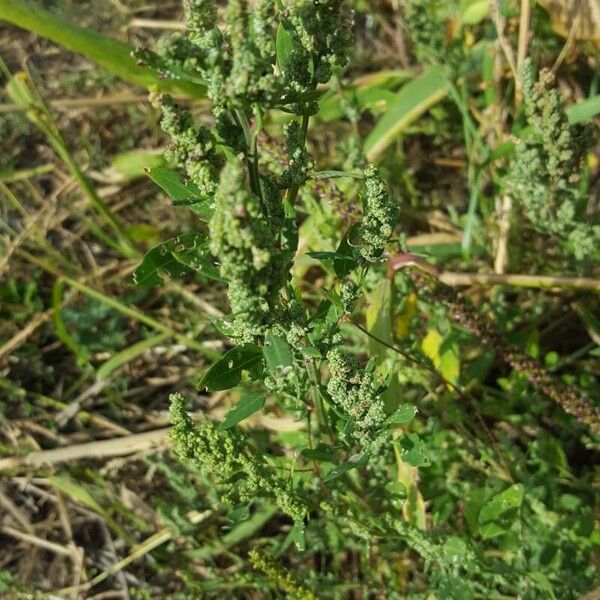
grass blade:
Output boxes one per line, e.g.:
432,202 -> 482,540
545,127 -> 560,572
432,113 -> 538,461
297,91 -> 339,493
0,0 -> 205,97
365,66 -> 450,162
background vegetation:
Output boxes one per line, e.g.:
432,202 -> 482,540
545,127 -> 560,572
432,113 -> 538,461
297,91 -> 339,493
0,0 -> 599,598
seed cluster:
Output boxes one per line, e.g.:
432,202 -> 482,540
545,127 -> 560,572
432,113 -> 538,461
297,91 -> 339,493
170,393 -> 308,522
507,60 -> 600,260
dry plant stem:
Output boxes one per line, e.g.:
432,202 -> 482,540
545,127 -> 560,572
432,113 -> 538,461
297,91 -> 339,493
490,0 -> 517,78
0,428 -> 171,471
57,509 -> 212,596
388,254 -> 600,435
515,0 -> 531,105
552,6 -> 584,73
0,93 -> 151,114
1,525 -> 72,557
439,271 -> 600,292
128,18 -> 187,30
494,195 -> 512,274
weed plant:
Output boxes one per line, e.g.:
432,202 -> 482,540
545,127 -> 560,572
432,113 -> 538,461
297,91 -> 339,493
0,0 -> 598,598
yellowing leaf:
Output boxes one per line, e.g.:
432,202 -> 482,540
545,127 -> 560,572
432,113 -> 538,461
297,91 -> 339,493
393,291 -> 417,341
421,328 -> 460,386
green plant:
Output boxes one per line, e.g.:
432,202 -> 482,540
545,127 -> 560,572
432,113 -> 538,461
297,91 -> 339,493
507,60 -> 600,261
2,0 -> 599,597
125,0 -> 600,597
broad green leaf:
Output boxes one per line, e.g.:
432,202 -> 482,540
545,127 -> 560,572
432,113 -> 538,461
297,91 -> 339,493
385,481 -> 407,497
0,0 -> 205,97
307,225 -> 358,279
301,443 -> 337,462
396,433 -> 430,467
394,443 -> 427,529
49,475 -> 124,536
109,149 -> 165,182
333,227 -> 358,278
263,333 -> 293,372
318,69 -> 413,122
49,475 -> 106,516
386,404 -> 418,425
133,233 -> 221,288
566,95 -> 600,124
132,47 -> 206,86
147,167 -> 213,218
365,65 -> 450,161
479,484 -> 524,524
319,86 -> 397,122
198,344 -> 264,391
219,394 -> 266,430
276,23 -> 295,74
324,452 -> 370,482
460,0 -> 489,24
421,328 -> 460,386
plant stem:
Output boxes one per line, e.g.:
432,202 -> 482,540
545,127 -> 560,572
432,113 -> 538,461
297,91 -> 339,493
438,271 -> 600,292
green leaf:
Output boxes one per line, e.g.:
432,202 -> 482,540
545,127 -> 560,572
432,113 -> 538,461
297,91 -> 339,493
301,443 -> 337,462
324,452 -> 370,482
288,520 -> 306,551
133,233 -> 221,288
318,69 -> 413,122
96,332 -> 169,381
421,328 -> 460,386
479,484 -> 524,524
566,95 -> 600,124
276,23 -> 295,74
188,504 -> 277,560
319,86 -> 397,122
219,394 -> 266,430
365,279 -> 393,362
397,433 -> 430,467
52,279 -> 90,366
365,65 -> 450,161
333,227 -> 358,278
263,333 -> 293,372
109,149 -> 165,182
198,344 -> 264,391
0,0 -> 205,97
386,404 -> 418,425
459,0 -> 489,24
147,167 -> 213,218
132,47 -> 206,86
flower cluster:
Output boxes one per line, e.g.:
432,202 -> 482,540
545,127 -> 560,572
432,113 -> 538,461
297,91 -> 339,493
248,549 -> 317,600
355,166 -> 398,262
507,61 -> 600,260
326,349 -> 387,452
170,393 -> 308,523
281,120 -> 314,189
209,159 -> 291,342
171,0 -> 353,116
159,96 -> 220,198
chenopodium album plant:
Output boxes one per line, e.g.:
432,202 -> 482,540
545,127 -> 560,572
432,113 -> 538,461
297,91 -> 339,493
155,0 -> 400,517
131,0 -> 598,596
